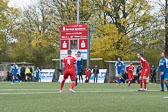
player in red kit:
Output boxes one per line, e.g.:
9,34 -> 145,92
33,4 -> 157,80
137,53 -> 150,91
85,67 -> 91,83
126,61 -> 134,87
59,50 -> 77,93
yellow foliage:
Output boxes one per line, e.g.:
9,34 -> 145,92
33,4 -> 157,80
91,24 -> 135,61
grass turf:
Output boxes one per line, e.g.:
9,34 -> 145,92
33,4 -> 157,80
0,82 -> 168,112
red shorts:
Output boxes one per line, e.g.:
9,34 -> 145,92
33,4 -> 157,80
128,74 -> 134,80
140,69 -> 150,77
64,70 -> 76,81
86,73 -> 90,78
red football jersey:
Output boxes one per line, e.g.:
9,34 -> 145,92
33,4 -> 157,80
140,57 -> 150,70
127,65 -> 134,74
63,55 -> 77,71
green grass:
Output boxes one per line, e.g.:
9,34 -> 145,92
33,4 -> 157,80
0,82 -> 168,112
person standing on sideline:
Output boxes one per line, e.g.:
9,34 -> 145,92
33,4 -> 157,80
76,51 -> 83,85
114,57 -> 126,85
85,67 -> 91,83
25,66 -> 31,81
29,66 -> 33,81
136,64 -> 142,84
20,65 -> 25,81
156,52 -> 168,91
137,53 -> 150,91
11,62 -> 21,84
93,65 -> 99,83
150,65 -> 157,84
59,50 -> 77,93
126,61 -> 134,87
35,67 -> 41,82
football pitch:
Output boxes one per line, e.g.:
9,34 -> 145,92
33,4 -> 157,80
0,82 -> 168,112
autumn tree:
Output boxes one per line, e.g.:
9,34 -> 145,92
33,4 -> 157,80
91,0 -> 154,61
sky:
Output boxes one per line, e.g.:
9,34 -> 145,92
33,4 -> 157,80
8,0 -> 38,9
8,0 -> 165,11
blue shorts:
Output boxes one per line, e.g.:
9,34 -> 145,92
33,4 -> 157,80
160,71 -> 168,80
13,73 -> 18,77
77,68 -> 82,75
118,71 -> 123,75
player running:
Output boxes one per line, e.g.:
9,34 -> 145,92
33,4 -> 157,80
137,53 -> 150,91
156,52 -> 168,91
59,50 -> 77,93
114,57 -> 126,85
11,62 -> 21,84
126,61 -> 134,87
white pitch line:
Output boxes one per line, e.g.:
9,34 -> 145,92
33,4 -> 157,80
163,97 -> 168,99
0,90 -> 135,95
0,89 -> 59,91
0,92 -> 58,95
0,90 -> 161,95
0,89 -> 161,91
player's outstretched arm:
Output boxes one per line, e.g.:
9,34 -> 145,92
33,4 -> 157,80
74,64 -> 77,74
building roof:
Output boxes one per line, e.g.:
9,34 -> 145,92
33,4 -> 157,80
104,61 -> 139,64
0,62 -> 34,65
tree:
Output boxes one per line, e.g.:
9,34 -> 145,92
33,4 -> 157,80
91,24 -> 135,60
91,0 -> 153,60
0,0 -> 10,62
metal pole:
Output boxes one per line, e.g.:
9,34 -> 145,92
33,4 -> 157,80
77,0 -> 80,24
87,25 -> 91,68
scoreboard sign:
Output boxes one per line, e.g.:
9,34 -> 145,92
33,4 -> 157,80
60,24 -> 88,60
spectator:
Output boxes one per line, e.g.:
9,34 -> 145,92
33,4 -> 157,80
136,64 -> 142,84
93,65 -> 99,83
6,71 -> 12,81
85,67 -> 91,83
150,65 -> 157,84
35,67 -> 41,82
20,65 -> 25,81
29,66 -> 33,81
25,66 -> 31,81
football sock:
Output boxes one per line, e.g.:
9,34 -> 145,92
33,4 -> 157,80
129,80 -> 132,86
71,82 -> 75,89
139,79 -> 142,88
60,80 -> 65,90
144,79 -> 147,89
161,82 -> 164,91
17,78 -> 20,82
118,78 -> 121,84
12,79 -> 15,83
75,78 -> 78,86
166,83 -> 168,91
122,78 -> 126,82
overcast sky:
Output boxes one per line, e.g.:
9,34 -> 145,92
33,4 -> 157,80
8,0 -> 165,10
8,0 -> 38,9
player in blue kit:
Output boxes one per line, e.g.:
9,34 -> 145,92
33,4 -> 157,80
157,52 -> 168,91
76,51 -> 83,85
11,63 -> 21,84
114,57 -> 126,85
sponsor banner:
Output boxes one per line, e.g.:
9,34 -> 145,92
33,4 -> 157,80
89,69 -> 107,83
40,69 -> 55,82
58,69 -> 107,83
